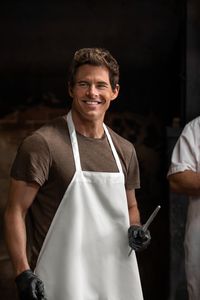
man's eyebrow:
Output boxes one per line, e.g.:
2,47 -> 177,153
76,80 -> 109,85
97,81 -> 109,85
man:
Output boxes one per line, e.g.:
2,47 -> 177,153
167,116 -> 200,300
4,48 -> 150,300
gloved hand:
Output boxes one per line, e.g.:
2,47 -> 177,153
15,269 -> 47,300
128,224 -> 151,252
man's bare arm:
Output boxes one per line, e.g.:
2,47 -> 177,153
4,178 -> 40,276
126,189 -> 140,225
168,170 -> 200,197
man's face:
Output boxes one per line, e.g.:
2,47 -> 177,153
69,64 -> 119,123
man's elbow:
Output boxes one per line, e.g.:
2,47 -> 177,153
167,175 -> 184,194
169,180 -> 181,194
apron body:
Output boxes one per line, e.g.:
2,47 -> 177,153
35,111 -> 143,300
184,197 -> 200,300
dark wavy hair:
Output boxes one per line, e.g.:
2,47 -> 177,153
68,47 -> 119,91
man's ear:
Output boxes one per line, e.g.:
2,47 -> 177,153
68,83 -> 73,98
111,84 -> 120,101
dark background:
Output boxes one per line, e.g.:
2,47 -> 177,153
0,0 -> 185,124
1,0 -> 200,299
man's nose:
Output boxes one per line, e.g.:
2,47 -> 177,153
86,85 -> 98,97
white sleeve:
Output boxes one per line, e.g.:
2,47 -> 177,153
167,122 -> 198,176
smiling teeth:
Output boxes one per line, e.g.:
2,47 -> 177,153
85,101 -> 100,104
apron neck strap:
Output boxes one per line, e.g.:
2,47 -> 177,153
67,111 -> 82,171
67,110 -> 123,173
103,124 -> 123,173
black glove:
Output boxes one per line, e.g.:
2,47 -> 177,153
15,269 -> 47,300
128,224 -> 151,252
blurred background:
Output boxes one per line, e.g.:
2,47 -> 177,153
1,0 -> 200,299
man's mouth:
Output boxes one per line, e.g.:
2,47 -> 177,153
83,100 -> 102,105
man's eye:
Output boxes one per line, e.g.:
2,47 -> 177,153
97,84 -> 107,89
78,82 -> 88,87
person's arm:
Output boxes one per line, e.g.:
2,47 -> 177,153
168,170 -> 200,197
126,189 -> 140,225
4,179 -> 47,300
4,178 -> 40,276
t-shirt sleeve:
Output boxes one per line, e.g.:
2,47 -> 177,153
125,146 -> 140,190
167,122 -> 197,176
11,133 -> 51,186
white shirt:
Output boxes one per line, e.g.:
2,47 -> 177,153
168,116 -> 200,176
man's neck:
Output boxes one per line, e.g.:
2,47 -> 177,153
71,111 -> 104,138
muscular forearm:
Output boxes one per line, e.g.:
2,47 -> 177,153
129,204 -> 141,225
126,189 -> 141,225
4,208 -> 30,276
168,170 -> 200,197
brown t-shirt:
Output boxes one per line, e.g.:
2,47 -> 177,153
11,115 -> 140,268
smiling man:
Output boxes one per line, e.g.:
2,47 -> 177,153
4,48 -> 149,300
69,63 -> 119,136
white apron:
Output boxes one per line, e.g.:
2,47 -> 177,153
35,111 -> 143,300
184,197 -> 200,300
